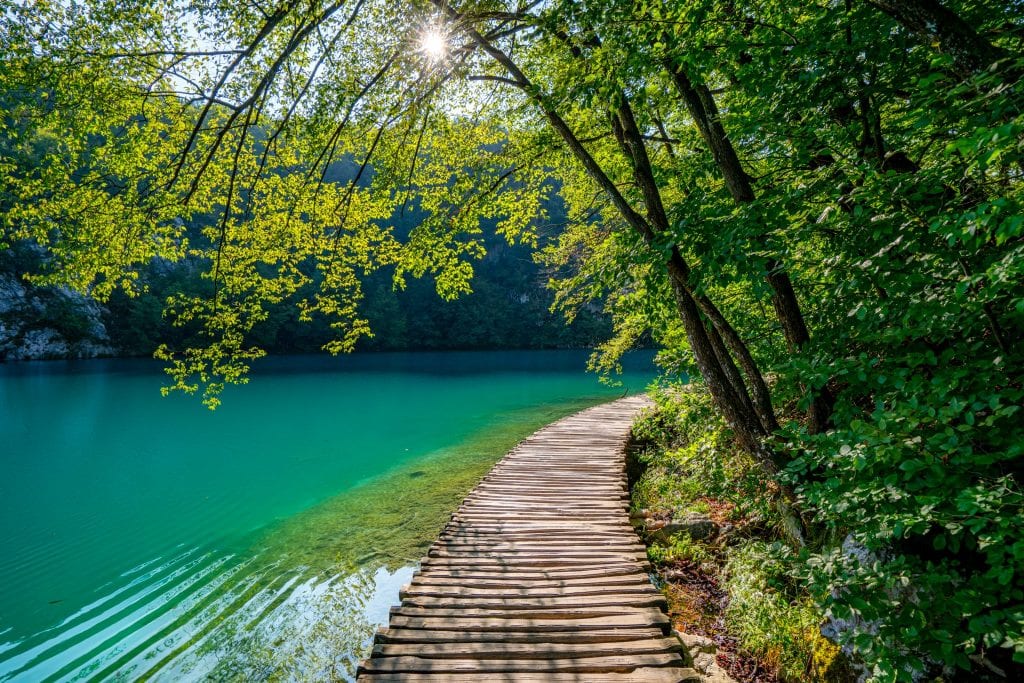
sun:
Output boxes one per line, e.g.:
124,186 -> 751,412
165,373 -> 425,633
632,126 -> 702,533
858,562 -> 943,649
418,28 -> 448,62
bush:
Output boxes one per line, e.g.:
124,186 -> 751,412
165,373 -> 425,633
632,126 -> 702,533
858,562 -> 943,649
633,383 -> 780,523
724,542 -> 844,682
647,532 -> 714,566
633,383 -> 845,680
783,346 -> 1024,678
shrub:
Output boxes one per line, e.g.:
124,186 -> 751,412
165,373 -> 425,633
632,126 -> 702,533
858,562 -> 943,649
724,542 -> 843,682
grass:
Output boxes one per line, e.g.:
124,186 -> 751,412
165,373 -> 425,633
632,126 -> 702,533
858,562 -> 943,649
723,543 -> 846,682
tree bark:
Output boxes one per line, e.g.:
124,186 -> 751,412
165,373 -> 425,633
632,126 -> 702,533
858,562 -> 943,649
667,62 -> 836,433
665,251 -> 782,474
609,97 -> 778,434
609,96 -> 797,474
705,303 -> 765,433
866,0 -> 1009,78
694,292 -> 779,433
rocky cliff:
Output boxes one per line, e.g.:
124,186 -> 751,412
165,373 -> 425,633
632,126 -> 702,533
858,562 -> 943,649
0,272 -> 116,361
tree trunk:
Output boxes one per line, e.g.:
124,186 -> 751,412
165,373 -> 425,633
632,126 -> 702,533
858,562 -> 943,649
667,62 -> 835,433
609,91 -> 796,463
665,251 -> 779,473
610,98 -> 780,433
460,15 -> 807,545
694,292 -> 779,433
705,307 -> 765,433
668,250 -> 805,546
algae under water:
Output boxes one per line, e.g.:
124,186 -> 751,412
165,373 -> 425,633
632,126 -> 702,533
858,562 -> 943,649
0,350 -> 654,681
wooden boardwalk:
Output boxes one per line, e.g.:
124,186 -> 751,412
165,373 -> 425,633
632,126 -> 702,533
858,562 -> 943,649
357,396 -> 698,682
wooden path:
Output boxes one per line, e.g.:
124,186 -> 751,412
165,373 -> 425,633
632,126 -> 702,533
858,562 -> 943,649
357,395 -> 698,682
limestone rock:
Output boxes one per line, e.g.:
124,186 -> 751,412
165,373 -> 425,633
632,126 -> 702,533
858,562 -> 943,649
693,652 -> 716,675
14,328 -> 69,359
0,273 -> 115,360
651,512 -> 719,543
676,631 -> 716,655
672,630 -> 739,683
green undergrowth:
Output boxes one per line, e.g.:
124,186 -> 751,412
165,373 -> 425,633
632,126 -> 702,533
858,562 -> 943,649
724,542 -> 844,682
631,383 -> 847,682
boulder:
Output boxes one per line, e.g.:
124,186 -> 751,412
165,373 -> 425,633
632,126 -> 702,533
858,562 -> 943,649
673,630 -> 739,683
674,630 -> 716,656
15,328 -> 69,359
650,513 -> 719,543
0,273 -> 115,360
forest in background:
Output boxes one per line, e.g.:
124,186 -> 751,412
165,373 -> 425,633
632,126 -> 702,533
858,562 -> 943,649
0,154 -> 610,358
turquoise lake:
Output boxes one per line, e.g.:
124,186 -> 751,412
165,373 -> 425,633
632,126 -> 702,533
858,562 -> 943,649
0,350 -> 655,681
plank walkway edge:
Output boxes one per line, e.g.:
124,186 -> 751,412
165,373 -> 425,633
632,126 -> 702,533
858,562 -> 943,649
357,396 -> 698,682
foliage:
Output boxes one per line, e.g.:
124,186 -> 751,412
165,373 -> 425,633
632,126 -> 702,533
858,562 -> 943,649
646,532 -> 713,566
724,542 -> 843,683
97,220 -> 611,357
633,383 -> 778,522
634,383 -> 839,681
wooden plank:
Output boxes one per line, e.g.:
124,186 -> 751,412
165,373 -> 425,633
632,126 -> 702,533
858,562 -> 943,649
427,548 -> 648,560
429,540 -> 640,552
441,523 -> 635,531
439,530 -> 641,540
414,567 -> 646,581
476,483 -> 626,488
459,498 -> 629,508
374,628 -> 667,645
479,476 -> 623,481
433,541 -> 648,552
410,575 -> 652,589
431,547 -> 647,558
399,595 -> 668,611
462,497 -> 628,505
447,522 -> 635,532
434,538 -> 644,548
419,558 -> 649,568
401,585 -> 661,600
450,508 -> 628,516
418,563 -> 654,575
416,561 -> 645,574
359,668 -> 700,682
372,637 -> 682,659
358,653 -> 685,674
385,611 -> 669,632
387,610 -> 667,626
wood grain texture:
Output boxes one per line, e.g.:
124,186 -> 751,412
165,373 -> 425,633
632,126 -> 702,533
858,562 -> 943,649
357,396 -> 694,682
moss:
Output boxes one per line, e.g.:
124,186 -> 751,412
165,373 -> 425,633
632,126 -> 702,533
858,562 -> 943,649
647,532 -> 714,565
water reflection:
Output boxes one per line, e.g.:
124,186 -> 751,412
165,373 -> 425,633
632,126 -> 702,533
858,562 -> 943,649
145,563 -> 413,682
